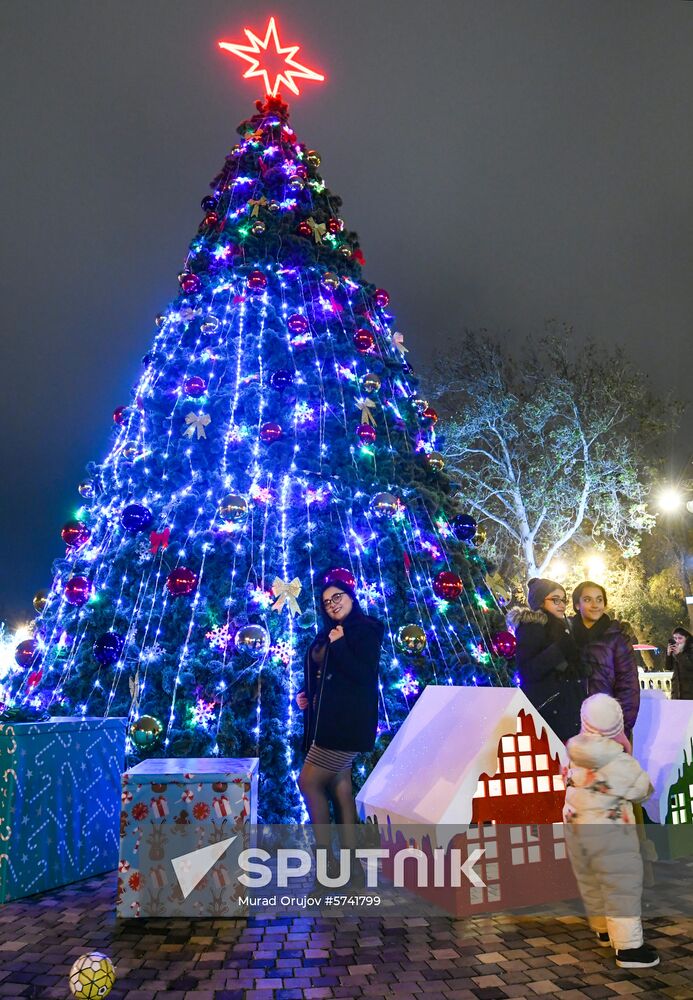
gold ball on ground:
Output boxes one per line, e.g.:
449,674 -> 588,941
218,493 -> 249,523
69,951 -> 116,998
362,373 -> 381,394
396,624 -> 427,655
425,451 -> 445,472
130,715 -> 163,749
33,590 -> 48,613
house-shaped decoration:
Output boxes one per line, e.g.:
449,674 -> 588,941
633,690 -> 693,857
356,686 -> 577,915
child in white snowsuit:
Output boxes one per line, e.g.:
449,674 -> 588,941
563,693 -> 659,968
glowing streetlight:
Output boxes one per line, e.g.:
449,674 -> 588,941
584,554 -> 606,581
548,558 -> 568,579
657,486 -> 684,513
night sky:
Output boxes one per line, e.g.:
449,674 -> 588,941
1,1 -> 692,623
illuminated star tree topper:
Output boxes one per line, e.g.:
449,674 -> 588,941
218,16 -> 325,97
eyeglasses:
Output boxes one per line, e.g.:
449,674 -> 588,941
323,592 -> 346,610
546,596 -> 568,606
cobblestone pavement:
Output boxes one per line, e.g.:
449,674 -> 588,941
0,867 -> 691,1000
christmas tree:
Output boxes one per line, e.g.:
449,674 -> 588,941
8,19 -> 511,822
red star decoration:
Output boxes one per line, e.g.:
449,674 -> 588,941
218,17 -> 325,97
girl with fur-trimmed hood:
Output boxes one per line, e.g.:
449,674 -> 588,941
506,577 -> 587,743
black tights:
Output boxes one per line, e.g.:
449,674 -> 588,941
298,762 -> 359,850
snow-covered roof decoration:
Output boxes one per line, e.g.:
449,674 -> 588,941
633,690 -> 693,824
356,685 -> 568,842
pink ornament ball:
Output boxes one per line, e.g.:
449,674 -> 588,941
287,313 -> 309,335
61,520 -> 90,548
246,270 -> 267,293
322,567 -> 356,590
432,571 -> 463,601
259,422 -> 282,443
374,288 -> 390,308
166,566 -> 198,597
353,329 -> 375,353
356,424 -> 376,444
178,271 -> 201,295
64,576 -> 92,606
492,630 -> 517,658
113,405 -> 127,425
183,376 -> 207,397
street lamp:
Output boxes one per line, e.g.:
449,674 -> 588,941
657,486 -> 685,513
584,553 -> 606,581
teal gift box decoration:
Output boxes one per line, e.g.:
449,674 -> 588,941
0,716 -> 126,902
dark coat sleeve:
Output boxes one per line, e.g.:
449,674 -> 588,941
327,621 -> 384,685
611,630 -> 640,733
515,622 -> 571,682
671,651 -> 693,699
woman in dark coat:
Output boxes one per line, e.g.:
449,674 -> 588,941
667,626 -> 693,700
296,581 -> 384,881
571,581 -> 640,741
507,577 -> 587,743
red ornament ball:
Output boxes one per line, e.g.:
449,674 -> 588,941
297,220 -> 313,238
422,405 -> 438,424
374,288 -> 390,308
178,272 -> 201,295
15,639 -> 42,669
259,422 -> 282,443
323,567 -> 356,590
203,211 -> 219,227
64,576 -> 92,606
432,571 -> 463,601
327,217 -> 343,234
166,566 -> 198,597
61,520 -> 90,548
356,424 -> 376,444
113,405 -> 127,425
353,329 -> 375,353
246,270 -> 267,293
287,313 -> 309,335
492,630 -> 517,658
183,376 -> 206,397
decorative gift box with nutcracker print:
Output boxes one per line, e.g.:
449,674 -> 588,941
117,757 -> 258,918
0,716 -> 127,903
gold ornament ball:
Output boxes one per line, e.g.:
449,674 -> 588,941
363,373 -> 382,394
338,244 -> 353,259
288,175 -> 305,192
473,524 -> 488,546
370,492 -> 399,518
322,271 -> 340,290
130,715 -> 163,749
218,493 -> 249,523
33,589 -> 48,613
69,951 -> 116,999
267,200 -> 280,213
122,446 -> 139,462
251,220 -> 266,236
425,451 -> 445,472
306,149 -> 321,167
396,623 -> 427,656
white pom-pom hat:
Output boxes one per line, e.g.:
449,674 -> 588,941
580,693 -> 624,738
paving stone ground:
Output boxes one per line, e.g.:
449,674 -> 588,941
0,863 -> 691,1000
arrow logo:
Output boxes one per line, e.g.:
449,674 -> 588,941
171,836 -> 237,899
